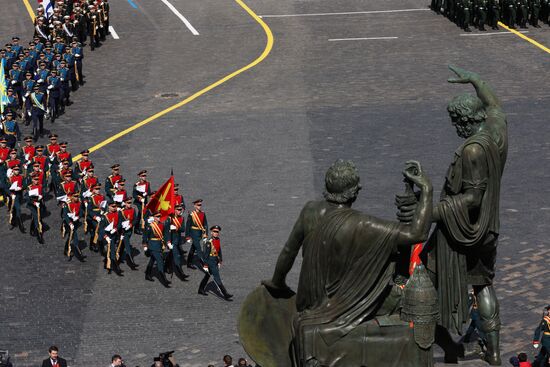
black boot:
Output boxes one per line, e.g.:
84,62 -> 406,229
126,254 -> 139,270
18,219 -> 26,233
483,331 -> 501,365
112,262 -> 123,276
158,272 -> 171,288
219,284 -> 233,301
175,265 -> 190,281
198,276 -> 209,295
145,263 -> 154,281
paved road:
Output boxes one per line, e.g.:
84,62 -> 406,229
0,0 -> 549,366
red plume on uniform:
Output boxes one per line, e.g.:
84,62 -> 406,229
145,176 -> 175,220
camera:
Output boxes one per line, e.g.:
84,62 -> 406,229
0,350 -> 13,367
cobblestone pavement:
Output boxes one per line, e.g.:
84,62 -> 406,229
0,0 -> 549,366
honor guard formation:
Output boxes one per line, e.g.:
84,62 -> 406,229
0,0 -> 232,301
0,0 -> 110,141
430,0 -> 550,31
0,145 -> 233,299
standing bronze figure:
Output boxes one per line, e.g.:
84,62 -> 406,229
423,66 -> 508,365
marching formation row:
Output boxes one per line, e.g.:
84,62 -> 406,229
0,133 -> 233,299
430,0 -> 550,31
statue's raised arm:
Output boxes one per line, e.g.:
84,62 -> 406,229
448,65 -> 501,111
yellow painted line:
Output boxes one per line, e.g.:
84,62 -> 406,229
22,0 -> 36,21
498,21 -> 550,54
72,0 -> 274,162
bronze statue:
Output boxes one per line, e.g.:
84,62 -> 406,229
240,160 -> 435,366
422,66 -> 508,365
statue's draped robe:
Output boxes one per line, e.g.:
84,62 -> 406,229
294,208 -> 402,365
426,129 -> 506,334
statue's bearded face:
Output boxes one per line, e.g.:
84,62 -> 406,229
449,112 -> 478,139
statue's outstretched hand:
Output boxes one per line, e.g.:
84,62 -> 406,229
448,65 -> 480,84
402,160 -> 431,190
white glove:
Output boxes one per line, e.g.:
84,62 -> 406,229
105,237 -> 111,243
24,154 -> 29,161
38,195 -> 43,200
120,235 -> 124,240
69,223 -> 74,229
95,216 -> 101,223
14,187 -> 21,192
534,343 -> 539,349
38,79 -> 44,83
75,53 -> 81,57
11,194 -> 15,200
110,228 -> 116,234
84,202 -> 88,207
167,243 -> 173,250
35,202 -> 40,207
25,92 -> 30,97
147,217 -> 154,224
73,217 -> 79,222
60,78 -> 64,81
27,111 -> 31,117
170,225 -> 176,230
140,197 -> 144,203
186,239 -> 192,244
11,80 -> 16,84
47,85 -> 53,90
143,246 -> 148,252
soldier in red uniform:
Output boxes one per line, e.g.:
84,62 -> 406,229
105,163 -> 122,200
59,171 -> 79,201
113,178 -> 128,206
117,196 -> 138,270
87,183 -> 105,252
174,183 -> 185,210
0,138 -> 10,205
6,165 -> 25,232
74,149 -> 92,178
46,134 -> 61,192
20,136 -> 36,169
55,141 -> 72,168
62,192 -> 84,261
100,200 -> 123,275
5,149 -> 22,171
132,170 -> 151,235
31,145 -> 49,174
25,172 -> 45,243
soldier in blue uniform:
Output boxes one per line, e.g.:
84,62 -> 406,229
53,36 -> 65,55
11,37 -> 22,57
70,39 -> 84,88
8,62 -> 24,105
27,85 -> 47,140
198,225 -> 233,300
46,68 -> 61,121
35,62 -> 50,86
534,306 -> 550,367
58,60 -> 71,112
143,211 -> 172,287
1,111 -> 22,149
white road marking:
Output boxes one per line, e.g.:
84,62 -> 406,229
329,37 -> 398,42
260,8 -> 430,18
109,26 -> 120,39
159,0 -> 200,35
460,30 -> 529,36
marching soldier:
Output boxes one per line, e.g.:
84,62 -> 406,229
198,225 -> 233,300
475,0 -> 489,29
87,183 -> 105,252
74,149 -> 92,178
113,178 -> 128,206
27,85 -> 47,140
70,39 -> 84,87
25,172 -> 45,243
489,0 -> 501,29
88,5 -> 100,50
58,60 -> 71,111
46,69 -> 62,121
20,136 -> 36,170
117,196 -> 139,270
99,200 -> 123,275
104,163 -> 121,200
166,204 -> 189,280
1,111 -> 22,149
58,170 -> 79,203
533,305 -> 550,366
530,0 -> 542,26
185,199 -> 208,269
517,0 -> 530,27
6,165 -> 25,232
541,0 -> 550,25
62,192 -> 84,261
31,145 -> 48,177
5,149 -> 22,171
143,211 -> 171,287
132,170 -> 151,234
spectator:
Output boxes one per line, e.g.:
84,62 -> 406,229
518,352 -> 533,367
41,346 -> 68,367
237,358 -> 252,366
223,355 -> 234,367
510,355 -> 520,367
109,354 -> 123,367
